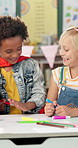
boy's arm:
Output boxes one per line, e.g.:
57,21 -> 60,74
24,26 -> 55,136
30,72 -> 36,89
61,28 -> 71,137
26,60 -> 46,112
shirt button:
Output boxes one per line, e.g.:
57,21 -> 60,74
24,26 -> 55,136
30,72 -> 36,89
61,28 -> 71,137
62,87 -> 65,91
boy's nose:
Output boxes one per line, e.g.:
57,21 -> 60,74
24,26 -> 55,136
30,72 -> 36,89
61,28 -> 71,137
12,52 -> 18,57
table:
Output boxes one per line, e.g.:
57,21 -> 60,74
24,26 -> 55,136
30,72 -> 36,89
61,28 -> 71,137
0,114 -> 78,148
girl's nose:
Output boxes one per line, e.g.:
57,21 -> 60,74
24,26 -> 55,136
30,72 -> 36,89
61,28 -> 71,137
59,48 -> 64,56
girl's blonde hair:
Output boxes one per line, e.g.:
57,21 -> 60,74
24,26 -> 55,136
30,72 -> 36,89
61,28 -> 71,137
59,27 -> 78,50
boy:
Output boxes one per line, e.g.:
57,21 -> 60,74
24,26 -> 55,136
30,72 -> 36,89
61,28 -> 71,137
0,15 -> 45,114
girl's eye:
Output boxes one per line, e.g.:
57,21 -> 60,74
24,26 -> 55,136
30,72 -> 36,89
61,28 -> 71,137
65,49 -> 69,51
64,47 -> 69,51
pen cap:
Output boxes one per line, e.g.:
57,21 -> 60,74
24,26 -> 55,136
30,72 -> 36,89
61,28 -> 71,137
66,116 -> 70,119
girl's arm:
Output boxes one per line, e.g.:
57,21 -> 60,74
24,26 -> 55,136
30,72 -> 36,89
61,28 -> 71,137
47,74 -> 58,101
45,74 -> 58,117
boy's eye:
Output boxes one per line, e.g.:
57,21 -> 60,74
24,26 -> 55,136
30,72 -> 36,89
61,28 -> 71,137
5,47 -> 22,53
6,50 -> 12,53
17,47 -> 22,51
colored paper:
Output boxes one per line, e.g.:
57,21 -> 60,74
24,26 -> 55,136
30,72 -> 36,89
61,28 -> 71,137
41,45 -> 58,68
0,0 -> 16,16
21,46 -> 34,57
63,0 -> 78,32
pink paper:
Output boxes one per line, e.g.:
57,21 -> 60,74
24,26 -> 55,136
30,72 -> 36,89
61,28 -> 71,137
21,46 -> 34,57
41,45 -> 58,68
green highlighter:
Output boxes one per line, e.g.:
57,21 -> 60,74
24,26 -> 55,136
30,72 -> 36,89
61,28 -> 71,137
42,121 -> 75,127
17,121 -> 49,123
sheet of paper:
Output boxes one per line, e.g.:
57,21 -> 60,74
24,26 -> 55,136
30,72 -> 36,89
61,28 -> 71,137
41,45 -> 58,68
0,115 -> 78,134
21,45 -> 34,57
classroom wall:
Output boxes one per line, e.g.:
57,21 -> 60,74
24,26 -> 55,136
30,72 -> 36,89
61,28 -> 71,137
21,0 -> 57,45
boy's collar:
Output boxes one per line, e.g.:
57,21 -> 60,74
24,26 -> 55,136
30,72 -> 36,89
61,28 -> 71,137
0,56 -> 30,67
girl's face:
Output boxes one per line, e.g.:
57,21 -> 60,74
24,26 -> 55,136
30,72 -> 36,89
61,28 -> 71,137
59,36 -> 78,68
0,36 -> 22,64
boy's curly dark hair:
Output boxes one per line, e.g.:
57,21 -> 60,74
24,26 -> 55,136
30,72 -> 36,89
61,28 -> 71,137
0,15 -> 29,42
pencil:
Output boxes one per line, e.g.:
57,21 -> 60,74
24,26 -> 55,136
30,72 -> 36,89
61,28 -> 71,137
43,121 -> 75,127
36,122 -> 67,128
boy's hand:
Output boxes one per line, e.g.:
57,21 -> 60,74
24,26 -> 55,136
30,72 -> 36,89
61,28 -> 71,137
8,99 -> 28,111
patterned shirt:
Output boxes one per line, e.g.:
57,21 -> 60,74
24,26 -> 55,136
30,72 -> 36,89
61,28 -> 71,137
52,66 -> 78,91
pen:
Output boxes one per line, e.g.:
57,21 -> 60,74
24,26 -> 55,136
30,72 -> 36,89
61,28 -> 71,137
52,116 -> 70,120
46,98 -> 57,108
36,122 -> 67,128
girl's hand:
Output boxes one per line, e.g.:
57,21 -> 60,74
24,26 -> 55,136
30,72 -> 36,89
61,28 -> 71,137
55,105 -> 72,116
8,99 -> 28,111
44,103 -> 55,117
0,98 -> 6,112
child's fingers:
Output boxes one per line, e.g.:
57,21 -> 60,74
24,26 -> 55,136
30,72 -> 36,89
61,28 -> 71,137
45,103 -> 55,116
53,101 -> 57,106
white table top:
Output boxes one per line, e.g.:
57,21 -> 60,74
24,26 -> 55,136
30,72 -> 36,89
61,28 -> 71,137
0,114 -> 78,139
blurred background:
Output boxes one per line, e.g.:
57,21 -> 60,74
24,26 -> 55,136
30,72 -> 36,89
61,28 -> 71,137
0,0 -> 77,90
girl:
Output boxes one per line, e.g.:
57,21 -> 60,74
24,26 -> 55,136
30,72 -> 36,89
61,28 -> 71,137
45,27 -> 78,117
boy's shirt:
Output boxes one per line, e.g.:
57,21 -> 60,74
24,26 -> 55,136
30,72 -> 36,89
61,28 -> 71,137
1,68 -> 22,114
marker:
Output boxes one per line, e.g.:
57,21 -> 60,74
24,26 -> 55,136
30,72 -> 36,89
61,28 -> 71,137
46,98 -> 57,108
46,99 -> 53,103
38,121 -> 75,127
17,120 -> 49,123
22,117 -> 35,121
0,100 -> 10,105
52,116 -> 70,120
4,102 -> 10,105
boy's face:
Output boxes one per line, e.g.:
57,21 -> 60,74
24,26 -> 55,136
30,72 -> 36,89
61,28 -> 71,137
59,36 -> 78,68
0,36 -> 22,64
